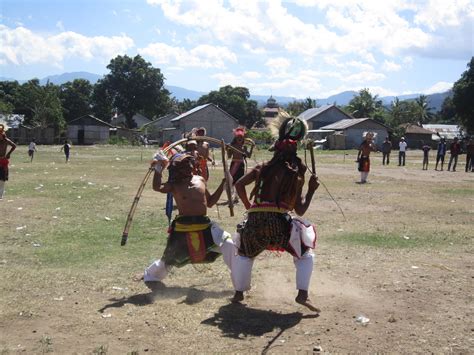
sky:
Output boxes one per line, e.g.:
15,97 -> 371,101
1,0 -> 473,99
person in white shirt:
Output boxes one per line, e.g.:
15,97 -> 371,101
28,139 -> 37,162
398,137 -> 408,166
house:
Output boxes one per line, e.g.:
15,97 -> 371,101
422,124 -> 462,142
401,124 -> 434,149
169,104 -> 239,143
67,115 -> 115,144
111,113 -> 152,128
320,118 -> 390,149
298,105 -> 353,130
141,113 -> 179,144
0,114 -> 58,144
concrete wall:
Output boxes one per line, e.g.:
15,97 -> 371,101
345,128 -> 389,149
178,106 -> 239,144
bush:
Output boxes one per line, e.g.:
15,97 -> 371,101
108,136 -> 130,145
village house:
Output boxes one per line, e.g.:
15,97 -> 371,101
67,115 -> 115,144
165,104 -> 239,144
320,118 -> 390,149
401,124 -> 434,149
298,104 -> 354,130
110,113 -> 152,128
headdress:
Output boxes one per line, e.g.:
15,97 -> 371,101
269,112 -> 308,152
233,126 -> 246,137
363,131 -> 376,140
194,127 -> 206,136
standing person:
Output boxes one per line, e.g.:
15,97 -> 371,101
357,132 -> 377,183
227,127 -> 251,203
421,141 -> 431,170
0,124 -> 17,200
447,137 -> 461,172
60,140 -> 71,163
465,137 -> 474,172
28,139 -> 37,162
230,116 -> 320,312
435,137 -> 447,171
134,151 -> 235,286
398,137 -> 407,166
193,127 -> 214,181
381,136 -> 392,165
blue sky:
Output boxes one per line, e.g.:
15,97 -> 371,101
1,0 -> 473,99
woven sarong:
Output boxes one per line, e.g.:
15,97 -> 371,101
0,158 -> 9,181
162,215 -> 220,267
358,156 -> 370,172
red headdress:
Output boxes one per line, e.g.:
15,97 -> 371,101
233,126 -> 246,137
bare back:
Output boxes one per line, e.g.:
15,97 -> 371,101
0,137 -> 15,158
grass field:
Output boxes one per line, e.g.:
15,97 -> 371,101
1,144 -> 472,353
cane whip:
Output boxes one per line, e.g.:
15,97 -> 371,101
221,139 -> 234,216
121,136 -> 241,245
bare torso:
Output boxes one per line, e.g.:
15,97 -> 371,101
196,142 -> 210,161
359,141 -> 376,156
168,175 -> 208,216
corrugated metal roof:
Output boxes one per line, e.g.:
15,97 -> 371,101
320,118 -> 369,130
171,104 -> 212,122
297,105 -> 334,121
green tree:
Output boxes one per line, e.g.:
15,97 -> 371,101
95,55 -> 171,128
59,79 -> 93,122
197,85 -> 262,128
452,57 -> 474,133
436,96 -> 457,124
0,81 -> 21,114
347,88 -> 383,118
91,81 -> 114,121
172,98 -> 197,113
286,97 -> 317,116
15,80 -> 64,128
413,94 -> 434,126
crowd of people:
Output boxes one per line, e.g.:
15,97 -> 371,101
357,134 -> 473,183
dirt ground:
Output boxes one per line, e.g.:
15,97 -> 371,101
1,152 -> 473,354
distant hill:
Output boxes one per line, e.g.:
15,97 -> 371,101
0,71 -> 452,111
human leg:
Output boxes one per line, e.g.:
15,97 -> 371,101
382,153 -> 386,165
0,180 -> 5,199
294,251 -> 320,312
448,155 -> 454,171
386,153 -> 390,165
142,259 -> 170,282
452,155 -> 458,171
231,255 -> 254,302
402,152 -> 406,166
398,152 -> 402,166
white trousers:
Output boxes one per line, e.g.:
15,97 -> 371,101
231,250 -> 315,292
143,232 -> 236,282
360,171 -> 369,182
0,180 -> 5,199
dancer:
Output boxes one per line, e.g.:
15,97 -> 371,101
135,150 -> 235,286
357,132 -> 377,183
230,114 -> 320,312
0,124 -> 17,200
227,127 -> 251,203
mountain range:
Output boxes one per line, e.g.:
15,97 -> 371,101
0,71 -> 451,111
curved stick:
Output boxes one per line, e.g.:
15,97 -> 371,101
121,167 -> 154,246
221,139 -> 234,216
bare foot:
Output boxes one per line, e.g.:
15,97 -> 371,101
231,291 -> 244,303
295,296 -> 321,312
133,273 -> 144,282
296,290 -> 321,313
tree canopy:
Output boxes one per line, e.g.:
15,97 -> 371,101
197,85 -> 263,128
59,79 -> 93,122
452,57 -> 474,133
347,88 -> 383,119
94,55 -> 171,128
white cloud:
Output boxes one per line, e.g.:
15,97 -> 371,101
343,71 -> 386,83
0,25 -> 134,66
139,42 -> 237,69
265,57 -> 291,76
242,71 -> 261,79
382,60 -> 401,72
211,72 -> 246,87
422,81 -> 453,95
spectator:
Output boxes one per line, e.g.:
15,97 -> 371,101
381,136 -> 392,165
421,141 -> 431,170
398,137 -> 407,166
447,137 -> 461,172
465,137 -> 474,172
435,137 -> 447,171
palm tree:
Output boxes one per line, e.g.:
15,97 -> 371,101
414,95 -> 434,126
347,88 -> 382,118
